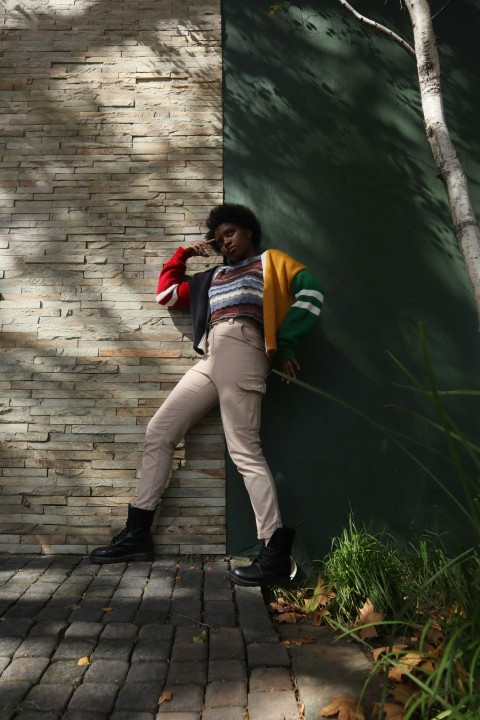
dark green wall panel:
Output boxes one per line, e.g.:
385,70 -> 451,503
223,0 -> 480,561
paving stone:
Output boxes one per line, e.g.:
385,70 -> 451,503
277,624 -> 382,720
100,623 -> 138,640
1,656 -> 50,683
202,709 -> 245,720
203,587 -> 232,602
248,690 -> 300,720
132,639 -> 172,663
138,624 -> 175,643
154,714 -> 199,720
93,638 -> 134,662
96,565 -> 127,579
68,682 -> 118,714
0,657 -> 10,673
237,606 -> 279,644
166,661 -> 207,685
40,660 -> 88,686
63,712 -> 108,720
155,685 -> 204,713
52,638 -> 97,661
174,627 -> 207,644
115,681 -> 164,712
10,712 -> 60,720
68,603 -> 106,623
171,587 -> 201,601
204,600 -> 236,628
0,637 -> 22,656
204,680 -> 247,708
13,636 -> 58,658
208,659 -> 246,682
65,622 -> 103,639
247,643 -> 290,669
24,682 -> 74,711
5,600 -> 49,618
169,600 -> 201,626
249,667 -> 293,692
209,628 -> 245,661
101,600 -> 140,623
170,642 -> 207,663
134,601 -> 170,625
111,713 -> 154,720
0,618 -> 34,637
0,681 -> 31,720
126,661 -> 168,684
29,621 -> 67,638
36,604 -> 74,621
83,659 -> 130,684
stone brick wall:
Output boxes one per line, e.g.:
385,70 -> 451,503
0,0 -> 224,554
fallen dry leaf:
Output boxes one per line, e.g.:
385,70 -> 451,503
101,607 -> 113,612
304,575 -> 334,612
158,691 -> 173,704
388,651 -> 424,682
372,644 -> 408,662
320,694 -> 365,720
277,612 -> 300,624
391,682 -> 419,704
290,636 -> 316,646
77,656 -> 90,666
355,599 -> 385,639
372,702 -> 405,719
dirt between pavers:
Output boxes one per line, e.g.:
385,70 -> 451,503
276,623 -> 384,720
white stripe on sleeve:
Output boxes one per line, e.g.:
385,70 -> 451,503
156,284 -> 179,306
295,288 -> 324,303
291,300 -> 322,316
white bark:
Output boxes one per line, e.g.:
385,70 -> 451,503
405,0 -> 480,324
337,0 -> 415,58
337,0 -> 480,324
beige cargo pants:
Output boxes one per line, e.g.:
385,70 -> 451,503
134,317 -> 282,540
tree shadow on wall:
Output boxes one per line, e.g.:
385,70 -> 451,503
223,0 -> 480,557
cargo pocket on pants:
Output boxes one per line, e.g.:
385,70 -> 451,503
233,381 -> 266,430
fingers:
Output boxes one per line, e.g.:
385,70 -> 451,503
184,239 -> 218,257
281,358 -> 300,383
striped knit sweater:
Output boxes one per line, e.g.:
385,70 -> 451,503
156,247 -> 324,361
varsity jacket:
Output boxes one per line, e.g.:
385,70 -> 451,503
156,247 -> 324,361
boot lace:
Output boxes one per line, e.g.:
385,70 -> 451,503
252,544 -> 276,569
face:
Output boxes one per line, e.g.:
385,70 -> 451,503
214,223 -> 257,264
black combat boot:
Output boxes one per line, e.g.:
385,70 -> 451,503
230,527 -> 295,586
89,505 -> 155,564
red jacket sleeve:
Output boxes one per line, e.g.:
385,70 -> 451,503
156,247 -> 192,309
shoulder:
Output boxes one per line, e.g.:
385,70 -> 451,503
262,248 -> 306,273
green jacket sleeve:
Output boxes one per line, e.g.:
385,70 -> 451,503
275,269 -> 325,363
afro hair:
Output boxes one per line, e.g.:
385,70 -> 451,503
205,203 -> 262,248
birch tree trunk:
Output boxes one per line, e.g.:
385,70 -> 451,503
404,0 -> 480,323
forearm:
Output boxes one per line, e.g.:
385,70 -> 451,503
156,246 -> 192,308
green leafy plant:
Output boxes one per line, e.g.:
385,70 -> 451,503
273,325 -> 480,718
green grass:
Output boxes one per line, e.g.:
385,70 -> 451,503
272,325 -> 480,718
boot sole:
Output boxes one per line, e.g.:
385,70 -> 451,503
230,571 -> 292,587
89,551 -> 154,565
230,557 -> 297,587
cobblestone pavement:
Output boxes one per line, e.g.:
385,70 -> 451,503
0,554 -> 375,720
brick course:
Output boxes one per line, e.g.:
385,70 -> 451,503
0,0 -> 224,554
